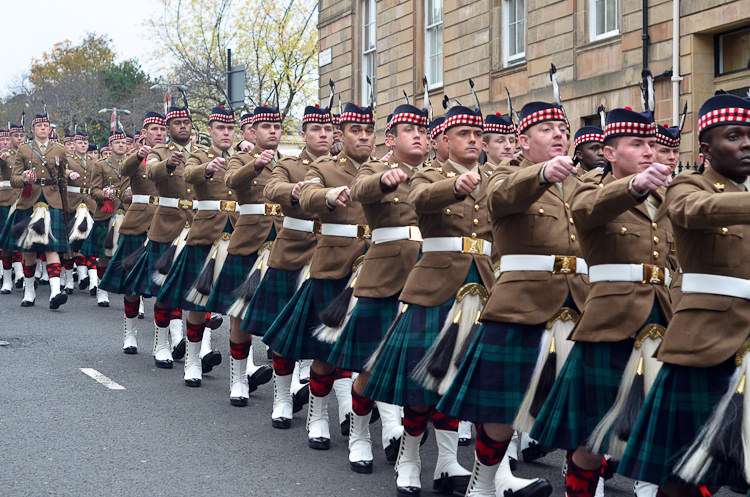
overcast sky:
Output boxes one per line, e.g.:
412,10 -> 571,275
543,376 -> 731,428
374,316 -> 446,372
1,0 -> 161,97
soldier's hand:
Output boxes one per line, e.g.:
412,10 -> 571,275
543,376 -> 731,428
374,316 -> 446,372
454,171 -> 481,196
168,151 -> 184,169
239,140 -> 253,153
0,151 -> 9,161
138,145 -> 151,159
22,170 -> 36,184
381,168 -> 409,188
291,181 -> 304,201
331,140 -> 343,155
125,187 -> 132,198
103,187 -> 116,200
69,172 -> 80,181
325,185 -> 351,208
205,157 -> 225,175
255,149 -> 275,169
632,162 -> 672,194
542,156 -> 575,183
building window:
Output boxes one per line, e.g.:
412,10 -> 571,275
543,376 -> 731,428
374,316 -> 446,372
716,27 -> 750,76
589,0 -> 619,41
425,0 -> 443,88
503,0 -> 525,66
361,0 -> 376,104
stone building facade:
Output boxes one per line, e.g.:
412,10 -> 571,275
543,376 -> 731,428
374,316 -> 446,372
317,0 -> 750,159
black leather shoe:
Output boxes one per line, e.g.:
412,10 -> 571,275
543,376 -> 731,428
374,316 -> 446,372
64,287 -> 73,295
433,474 -> 470,496
308,437 -> 330,450
341,412 -> 351,436
97,300 -> 109,308
266,347 -> 273,360
292,383 -> 309,413
350,460 -> 373,474
21,299 -> 35,307
230,396 -> 248,407
172,339 -> 186,361
272,417 -> 291,429
1,289 -> 11,295
123,346 -> 137,355
15,279 -> 23,289
208,314 -> 223,329
386,428 -> 430,464
138,311 -> 145,319
201,349 -> 222,374
247,365 -> 273,393
79,277 -> 89,290
184,378 -> 201,387
509,456 -> 518,471
396,484 -> 420,496
370,405 -> 380,425
49,293 -> 68,310
154,358 -> 173,369
522,440 -> 555,463
89,286 -> 97,296
38,278 -> 49,286
510,478 -> 553,497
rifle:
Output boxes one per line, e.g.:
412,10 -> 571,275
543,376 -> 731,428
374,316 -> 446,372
56,154 -> 72,257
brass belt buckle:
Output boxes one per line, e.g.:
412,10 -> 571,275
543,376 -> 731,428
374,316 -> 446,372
39,178 -> 47,186
313,220 -> 322,234
265,203 -> 281,216
553,255 -> 576,274
178,199 -> 193,210
149,195 -> 159,205
357,225 -> 371,239
642,264 -> 665,285
221,200 -> 237,212
408,226 -> 423,242
81,187 -> 89,194
461,237 -> 484,255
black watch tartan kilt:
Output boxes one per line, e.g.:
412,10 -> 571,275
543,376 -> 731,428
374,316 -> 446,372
99,233 -> 147,294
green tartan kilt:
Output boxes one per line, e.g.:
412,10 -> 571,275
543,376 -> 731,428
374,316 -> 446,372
121,240 -> 169,298
204,253 -> 257,315
364,263 -> 482,408
0,205 -> 11,234
156,243 -> 212,311
530,302 -> 666,451
79,219 -> 110,258
262,276 -> 348,361
0,204 -> 69,254
618,359 -> 743,488
328,295 -> 401,372
436,320 -> 547,423
99,233 -> 147,294
241,267 -> 303,336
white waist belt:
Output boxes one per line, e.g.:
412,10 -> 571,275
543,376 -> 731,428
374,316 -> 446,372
283,217 -> 316,233
238,203 -> 283,216
320,223 -> 371,239
371,226 -> 422,244
422,237 -> 492,256
194,200 -> 237,212
500,254 -> 588,274
589,263 -> 672,286
159,197 -> 196,210
66,185 -> 89,194
682,273 -> 750,299
0,181 -> 11,188
131,194 -> 159,205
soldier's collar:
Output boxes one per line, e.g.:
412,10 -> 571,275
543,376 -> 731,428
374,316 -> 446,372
303,148 -> 318,162
34,139 -> 50,149
447,159 -> 478,175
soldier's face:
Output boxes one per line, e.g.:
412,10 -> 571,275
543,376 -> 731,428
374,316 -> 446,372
0,136 -> 10,149
392,123 -> 429,162
341,123 -> 375,162
210,122 -> 236,151
482,133 -> 516,165
144,124 -> 166,147
700,125 -> 750,182
519,121 -> 570,163
10,132 -> 25,147
33,122 -> 50,141
653,144 -> 679,170
431,134 -> 450,161
111,138 -> 128,156
575,141 -> 606,171
445,126 -> 483,164
252,122 -> 282,150
168,118 -> 193,143
604,136 -> 655,177
302,123 -> 333,157
75,139 -> 89,155
101,150 -> 111,158
64,141 -> 75,154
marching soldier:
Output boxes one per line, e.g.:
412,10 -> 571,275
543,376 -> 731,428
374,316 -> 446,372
3,123 -> 26,291
242,104 -> 331,422
572,126 -> 606,174
0,128 -> 20,293
263,102 -> 376,451
100,146 -> 111,159
655,123 -> 681,171
617,93 -> 750,497
428,117 -> 448,168
69,129 -> 96,291
121,105 -> 197,369
63,133 -> 75,155
326,102 -> 428,473
529,107 -> 674,497
99,111 -> 166,354
480,112 -> 516,174
364,104 -> 495,497
82,131 -> 128,307
0,113 -> 69,309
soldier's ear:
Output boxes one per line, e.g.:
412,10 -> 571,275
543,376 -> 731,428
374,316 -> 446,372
602,144 -> 617,163
517,132 -> 530,152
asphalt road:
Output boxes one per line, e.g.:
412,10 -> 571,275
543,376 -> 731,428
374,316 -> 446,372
0,284 -> 739,497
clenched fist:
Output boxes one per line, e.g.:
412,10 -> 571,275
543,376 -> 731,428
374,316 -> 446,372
454,171 -> 481,196
325,185 -> 351,208
631,162 -> 672,195
542,156 -> 575,184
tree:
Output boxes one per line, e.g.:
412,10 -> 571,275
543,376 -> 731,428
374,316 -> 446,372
149,0 -> 318,129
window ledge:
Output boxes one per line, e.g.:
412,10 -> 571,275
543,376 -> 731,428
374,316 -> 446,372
576,34 -> 621,55
492,61 -> 527,78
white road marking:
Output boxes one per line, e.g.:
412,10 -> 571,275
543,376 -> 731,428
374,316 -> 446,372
80,368 -> 126,390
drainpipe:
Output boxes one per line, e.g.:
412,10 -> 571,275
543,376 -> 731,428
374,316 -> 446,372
642,0 -> 649,71
672,0 -> 683,125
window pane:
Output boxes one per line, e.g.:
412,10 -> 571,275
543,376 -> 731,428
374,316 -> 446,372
427,0 -> 442,26
606,0 -> 617,33
720,29 -> 750,74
